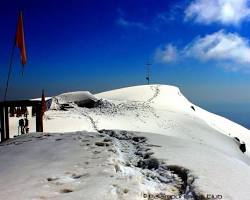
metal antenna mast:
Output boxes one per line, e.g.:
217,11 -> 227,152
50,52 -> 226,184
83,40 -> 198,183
145,61 -> 151,85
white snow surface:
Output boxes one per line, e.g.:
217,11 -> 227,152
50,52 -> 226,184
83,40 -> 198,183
2,84 -> 250,200
54,91 -> 97,104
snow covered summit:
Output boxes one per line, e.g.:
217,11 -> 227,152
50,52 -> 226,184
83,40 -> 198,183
2,84 -> 250,200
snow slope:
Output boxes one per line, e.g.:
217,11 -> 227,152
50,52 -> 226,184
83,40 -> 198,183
3,84 -> 250,200
96,85 -> 250,156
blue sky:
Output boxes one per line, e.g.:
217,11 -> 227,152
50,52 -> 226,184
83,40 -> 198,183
1,0 -> 250,124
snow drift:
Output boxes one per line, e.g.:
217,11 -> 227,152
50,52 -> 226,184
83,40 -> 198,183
50,91 -> 98,110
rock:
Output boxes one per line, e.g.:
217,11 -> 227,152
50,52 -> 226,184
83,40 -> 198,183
132,136 -> 147,143
137,158 -> 159,170
240,143 -> 246,153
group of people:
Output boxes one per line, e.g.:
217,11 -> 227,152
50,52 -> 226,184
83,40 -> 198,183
18,117 -> 29,135
9,106 -> 30,136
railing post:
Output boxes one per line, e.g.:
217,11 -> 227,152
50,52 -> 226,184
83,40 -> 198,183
4,106 -> 9,140
36,104 -> 43,132
0,106 -> 5,142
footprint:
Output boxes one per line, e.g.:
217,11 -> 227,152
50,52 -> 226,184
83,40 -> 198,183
81,139 -> 90,143
60,188 -> 73,194
93,150 -> 101,154
71,173 -> 90,179
95,142 -> 110,147
123,188 -> 129,194
146,144 -> 162,148
47,177 -> 59,182
103,138 -> 112,142
36,195 -> 48,200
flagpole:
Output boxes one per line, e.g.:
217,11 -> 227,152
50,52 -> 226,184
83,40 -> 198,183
4,10 -> 26,101
3,38 -> 16,101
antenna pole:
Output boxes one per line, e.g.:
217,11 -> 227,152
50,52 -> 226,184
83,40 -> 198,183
145,61 -> 151,85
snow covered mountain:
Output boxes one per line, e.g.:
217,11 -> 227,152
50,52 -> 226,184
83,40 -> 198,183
1,84 -> 250,200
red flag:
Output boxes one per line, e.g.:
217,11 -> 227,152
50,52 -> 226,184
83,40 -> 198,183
15,11 -> 27,66
41,90 -> 47,116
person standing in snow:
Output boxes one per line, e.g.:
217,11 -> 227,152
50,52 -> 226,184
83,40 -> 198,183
18,118 -> 24,135
24,117 -> 29,134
